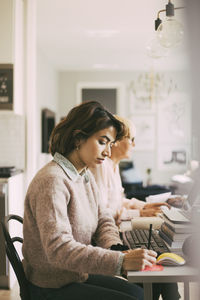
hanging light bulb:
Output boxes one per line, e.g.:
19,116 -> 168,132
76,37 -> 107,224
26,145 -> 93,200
146,19 -> 169,59
146,16 -> 169,58
157,18 -> 184,48
156,1 -> 184,48
146,32 -> 169,58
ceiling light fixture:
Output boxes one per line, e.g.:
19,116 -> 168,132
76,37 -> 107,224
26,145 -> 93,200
155,0 -> 185,48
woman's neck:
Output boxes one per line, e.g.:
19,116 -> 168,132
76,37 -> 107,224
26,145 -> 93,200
67,151 -> 86,174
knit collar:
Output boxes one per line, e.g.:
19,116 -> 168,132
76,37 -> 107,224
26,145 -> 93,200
53,152 -> 89,183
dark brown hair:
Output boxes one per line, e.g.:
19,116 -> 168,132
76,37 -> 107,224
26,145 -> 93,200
49,101 -> 125,157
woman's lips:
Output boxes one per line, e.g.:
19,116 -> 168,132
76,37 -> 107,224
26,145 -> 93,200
97,158 -> 105,164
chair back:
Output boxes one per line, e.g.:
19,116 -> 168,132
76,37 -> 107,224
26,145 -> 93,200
1,214 -> 30,300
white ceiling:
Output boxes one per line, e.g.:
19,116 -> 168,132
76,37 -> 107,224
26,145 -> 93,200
37,0 -> 189,71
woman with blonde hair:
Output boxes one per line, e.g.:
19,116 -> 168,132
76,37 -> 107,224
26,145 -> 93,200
91,115 -> 169,225
91,115 -> 180,300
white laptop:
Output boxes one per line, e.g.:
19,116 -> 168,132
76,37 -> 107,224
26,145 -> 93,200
163,208 -> 190,223
163,179 -> 200,223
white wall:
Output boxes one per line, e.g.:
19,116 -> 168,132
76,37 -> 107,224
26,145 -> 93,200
0,0 -> 59,187
0,0 -> 193,190
13,0 -> 24,114
59,70 -> 191,185
59,70 -> 189,114
36,47 -> 59,169
0,0 -> 25,191
0,0 -> 14,62
0,2 -> 25,288
0,0 -> 24,114
188,0 -> 200,162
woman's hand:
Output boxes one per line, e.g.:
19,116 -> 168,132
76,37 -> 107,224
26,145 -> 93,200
140,202 -> 170,217
140,208 -> 161,217
125,198 -> 146,210
122,248 -> 157,271
143,202 -> 170,210
114,207 -> 125,226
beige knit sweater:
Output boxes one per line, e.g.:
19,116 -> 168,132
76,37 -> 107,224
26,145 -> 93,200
22,157 -> 122,288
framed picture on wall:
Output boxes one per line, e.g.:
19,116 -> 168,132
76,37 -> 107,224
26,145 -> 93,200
157,144 -> 190,171
157,93 -> 190,144
0,64 -> 13,110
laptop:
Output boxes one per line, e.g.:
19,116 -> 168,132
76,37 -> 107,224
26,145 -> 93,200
163,178 -> 200,223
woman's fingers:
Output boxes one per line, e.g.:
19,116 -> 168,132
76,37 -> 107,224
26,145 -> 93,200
130,248 -> 157,257
144,202 -> 171,209
148,249 -> 157,257
153,202 -> 171,209
140,208 -> 161,217
122,248 -> 157,271
140,259 -> 154,270
146,253 -> 157,264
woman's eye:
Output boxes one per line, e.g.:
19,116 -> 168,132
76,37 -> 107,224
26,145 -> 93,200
99,140 -> 106,145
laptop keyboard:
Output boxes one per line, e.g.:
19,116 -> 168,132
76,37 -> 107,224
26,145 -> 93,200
121,229 -> 170,255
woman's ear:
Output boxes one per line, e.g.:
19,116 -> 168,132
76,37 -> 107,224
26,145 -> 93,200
73,129 -> 87,148
73,129 -> 82,137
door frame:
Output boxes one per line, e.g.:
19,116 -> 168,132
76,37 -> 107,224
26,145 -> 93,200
76,82 -> 126,116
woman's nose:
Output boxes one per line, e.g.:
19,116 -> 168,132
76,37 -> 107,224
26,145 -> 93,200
130,137 -> 135,148
103,145 -> 111,157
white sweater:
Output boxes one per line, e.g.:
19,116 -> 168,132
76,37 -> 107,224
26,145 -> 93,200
91,158 -> 140,220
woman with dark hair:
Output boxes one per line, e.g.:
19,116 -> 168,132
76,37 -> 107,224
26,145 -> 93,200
22,101 -> 157,300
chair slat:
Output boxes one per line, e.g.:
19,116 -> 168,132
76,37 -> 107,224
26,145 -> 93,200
1,214 -> 30,300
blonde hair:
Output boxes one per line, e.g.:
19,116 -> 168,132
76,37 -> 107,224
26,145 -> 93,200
114,115 -> 136,138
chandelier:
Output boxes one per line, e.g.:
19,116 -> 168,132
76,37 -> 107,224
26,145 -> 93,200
129,71 -> 177,104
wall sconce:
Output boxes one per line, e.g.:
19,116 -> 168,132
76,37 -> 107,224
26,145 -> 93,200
155,0 -> 185,48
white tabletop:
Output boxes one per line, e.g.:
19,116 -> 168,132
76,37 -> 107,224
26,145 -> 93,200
128,265 -> 199,300
128,265 -> 199,283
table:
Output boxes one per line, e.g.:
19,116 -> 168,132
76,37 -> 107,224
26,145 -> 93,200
128,265 -> 199,300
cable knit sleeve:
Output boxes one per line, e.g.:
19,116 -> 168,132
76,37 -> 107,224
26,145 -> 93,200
93,203 -> 123,249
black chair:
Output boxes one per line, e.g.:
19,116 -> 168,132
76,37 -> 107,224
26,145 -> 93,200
1,214 -> 30,300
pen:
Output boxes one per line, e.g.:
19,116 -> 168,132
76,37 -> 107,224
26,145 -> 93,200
147,224 -> 152,249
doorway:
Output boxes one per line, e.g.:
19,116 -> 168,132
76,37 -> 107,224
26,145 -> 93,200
82,88 -> 116,114
76,82 -> 126,116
